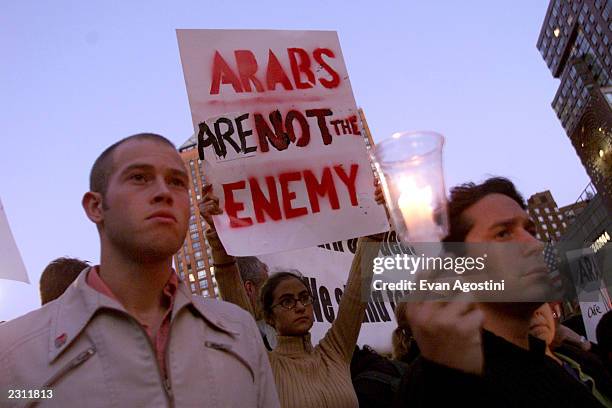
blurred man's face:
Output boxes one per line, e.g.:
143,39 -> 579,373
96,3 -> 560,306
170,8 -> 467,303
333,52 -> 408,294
463,193 -> 553,304
100,139 -> 190,263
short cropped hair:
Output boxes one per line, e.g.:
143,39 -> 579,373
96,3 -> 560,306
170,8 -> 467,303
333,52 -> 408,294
89,133 -> 176,195
236,256 -> 268,286
443,177 -> 526,243
40,257 -> 90,305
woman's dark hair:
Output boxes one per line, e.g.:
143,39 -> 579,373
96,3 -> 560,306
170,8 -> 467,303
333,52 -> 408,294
260,271 -> 307,320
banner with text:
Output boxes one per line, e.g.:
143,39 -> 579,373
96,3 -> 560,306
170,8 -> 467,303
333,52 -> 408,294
177,29 -> 388,255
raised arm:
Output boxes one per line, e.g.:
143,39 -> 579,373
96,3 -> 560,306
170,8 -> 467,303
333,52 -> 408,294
199,185 -> 254,316
318,235 -> 382,362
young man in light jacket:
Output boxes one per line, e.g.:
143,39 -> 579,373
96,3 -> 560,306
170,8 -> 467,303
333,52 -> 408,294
0,133 -> 279,408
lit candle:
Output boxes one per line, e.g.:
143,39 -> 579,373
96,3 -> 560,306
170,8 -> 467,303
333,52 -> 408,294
396,176 -> 437,241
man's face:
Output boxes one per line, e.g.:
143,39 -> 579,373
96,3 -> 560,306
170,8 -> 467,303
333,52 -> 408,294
99,139 -> 190,263
463,193 -> 553,304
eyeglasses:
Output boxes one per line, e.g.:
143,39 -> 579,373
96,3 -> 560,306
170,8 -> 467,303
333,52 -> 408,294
271,293 -> 314,310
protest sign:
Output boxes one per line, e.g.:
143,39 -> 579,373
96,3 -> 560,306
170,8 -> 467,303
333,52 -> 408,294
177,29 -> 388,255
566,247 -> 612,342
0,198 -> 29,283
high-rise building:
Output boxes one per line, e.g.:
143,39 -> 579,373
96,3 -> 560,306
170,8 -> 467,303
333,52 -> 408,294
527,186 -> 593,242
527,190 -> 567,241
173,134 -> 218,298
537,0 -> 612,211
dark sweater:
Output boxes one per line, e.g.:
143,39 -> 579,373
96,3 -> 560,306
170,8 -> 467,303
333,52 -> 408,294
394,330 -> 604,407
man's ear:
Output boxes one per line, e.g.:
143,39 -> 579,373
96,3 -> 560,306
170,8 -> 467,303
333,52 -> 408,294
82,191 -> 104,224
244,280 -> 255,298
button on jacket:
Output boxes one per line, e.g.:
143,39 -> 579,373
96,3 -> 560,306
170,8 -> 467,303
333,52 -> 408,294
0,267 -> 280,408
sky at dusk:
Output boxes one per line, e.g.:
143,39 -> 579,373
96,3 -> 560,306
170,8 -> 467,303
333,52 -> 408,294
0,0 -> 591,321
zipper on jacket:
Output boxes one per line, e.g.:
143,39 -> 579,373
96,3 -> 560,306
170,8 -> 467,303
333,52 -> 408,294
204,341 -> 255,382
130,317 -> 175,408
24,347 -> 96,408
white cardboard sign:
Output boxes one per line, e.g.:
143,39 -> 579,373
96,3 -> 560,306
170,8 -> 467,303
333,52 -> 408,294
0,198 -> 29,283
177,29 -> 388,255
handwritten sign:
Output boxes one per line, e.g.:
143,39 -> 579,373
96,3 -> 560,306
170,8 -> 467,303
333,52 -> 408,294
0,198 -> 29,283
566,247 -> 611,342
177,29 -> 388,255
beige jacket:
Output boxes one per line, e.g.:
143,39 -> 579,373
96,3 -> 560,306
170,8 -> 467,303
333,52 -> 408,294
0,268 -> 279,408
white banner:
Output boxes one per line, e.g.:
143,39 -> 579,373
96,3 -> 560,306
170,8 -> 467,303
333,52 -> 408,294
177,29 -> 388,255
0,198 -> 29,283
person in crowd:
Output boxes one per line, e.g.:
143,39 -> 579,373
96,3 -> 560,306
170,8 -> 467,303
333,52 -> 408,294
395,177 -> 605,407
391,302 -> 420,365
0,133 -> 279,407
530,302 -> 612,406
39,257 -> 89,305
350,344 -> 408,408
236,256 -> 277,350
598,310 -> 612,375
199,182 -> 385,408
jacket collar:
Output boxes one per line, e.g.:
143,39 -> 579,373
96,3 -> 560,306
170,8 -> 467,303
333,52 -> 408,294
48,266 -> 236,363
173,282 -> 240,337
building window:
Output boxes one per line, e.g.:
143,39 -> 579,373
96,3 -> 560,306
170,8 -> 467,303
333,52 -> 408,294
191,283 -> 196,292
197,260 -> 205,269
200,279 -> 209,289
544,207 -> 550,214
193,242 -> 201,250
198,270 -> 206,279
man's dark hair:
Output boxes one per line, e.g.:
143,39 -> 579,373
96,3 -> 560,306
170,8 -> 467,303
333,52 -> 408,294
89,133 -> 176,195
597,310 -> 612,354
236,256 -> 268,286
443,177 -> 526,242
40,257 -> 90,305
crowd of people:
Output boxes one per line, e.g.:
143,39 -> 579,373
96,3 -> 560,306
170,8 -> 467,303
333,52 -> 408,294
1,132 -> 611,407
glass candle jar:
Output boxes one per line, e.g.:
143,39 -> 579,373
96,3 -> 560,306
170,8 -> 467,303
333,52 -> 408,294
373,131 -> 448,243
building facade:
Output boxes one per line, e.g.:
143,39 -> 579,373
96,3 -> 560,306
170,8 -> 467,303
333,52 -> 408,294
172,134 -> 218,297
537,0 -> 612,211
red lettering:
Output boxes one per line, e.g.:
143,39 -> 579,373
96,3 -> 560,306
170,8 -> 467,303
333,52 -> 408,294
223,181 -> 253,228
334,164 -> 359,206
279,172 -> 308,219
266,50 -> 294,91
210,51 -> 243,95
250,176 -> 282,223
288,48 -> 315,89
303,168 -> 340,213
313,48 -> 340,88
234,50 -> 264,93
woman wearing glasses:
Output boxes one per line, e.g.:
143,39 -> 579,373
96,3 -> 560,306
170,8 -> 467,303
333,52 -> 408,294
199,183 -> 385,408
